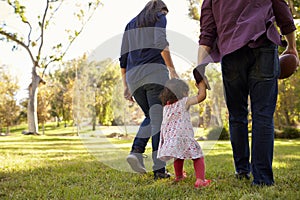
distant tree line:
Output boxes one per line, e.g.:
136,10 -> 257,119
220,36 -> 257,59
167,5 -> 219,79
0,53 -> 299,134
0,0 -> 299,134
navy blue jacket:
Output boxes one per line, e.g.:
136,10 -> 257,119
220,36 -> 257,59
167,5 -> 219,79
119,12 -> 169,71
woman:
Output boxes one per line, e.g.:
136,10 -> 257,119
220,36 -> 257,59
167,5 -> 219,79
119,0 -> 178,179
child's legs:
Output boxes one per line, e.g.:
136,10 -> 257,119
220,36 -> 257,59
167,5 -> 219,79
193,157 -> 205,180
174,159 -> 184,177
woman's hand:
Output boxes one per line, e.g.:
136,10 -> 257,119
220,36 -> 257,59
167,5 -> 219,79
161,46 -> 179,78
124,86 -> 134,102
169,68 -> 179,79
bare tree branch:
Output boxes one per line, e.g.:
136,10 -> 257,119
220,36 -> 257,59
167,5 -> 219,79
42,1 -> 102,76
5,0 -> 33,47
37,0 -> 50,62
35,0 -> 65,43
0,29 -> 36,66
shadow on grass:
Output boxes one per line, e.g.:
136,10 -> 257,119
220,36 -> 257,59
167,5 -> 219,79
0,138 -> 299,199
1,154 -> 299,200
45,132 -> 78,136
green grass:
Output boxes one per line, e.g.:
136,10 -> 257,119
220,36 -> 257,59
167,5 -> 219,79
0,129 -> 299,199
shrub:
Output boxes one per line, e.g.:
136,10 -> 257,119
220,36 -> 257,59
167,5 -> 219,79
207,126 -> 229,140
274,127 -> 300,139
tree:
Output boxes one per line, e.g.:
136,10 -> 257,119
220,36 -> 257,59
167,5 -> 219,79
37,83 -> 52,135
95,60 -> 120,126
287,0 -> 300,18
0,67 -> 20,134
187,0 -> 202,21
18,98 -> 28,124
0,0 -> 101,134
67,56 -> 124,131
276,23 -> 300,128
48,60 -> 76,128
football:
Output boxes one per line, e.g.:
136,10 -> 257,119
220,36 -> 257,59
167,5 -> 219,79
278,54 -> 299,79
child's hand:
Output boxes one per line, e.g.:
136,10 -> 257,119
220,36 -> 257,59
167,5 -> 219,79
195,79 -> 208,90
191,79 -> 207,105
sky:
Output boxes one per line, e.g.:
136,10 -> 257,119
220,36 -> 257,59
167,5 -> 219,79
0,0 -> 201,100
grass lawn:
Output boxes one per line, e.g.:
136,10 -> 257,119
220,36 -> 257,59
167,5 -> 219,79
0,126 -> 299,200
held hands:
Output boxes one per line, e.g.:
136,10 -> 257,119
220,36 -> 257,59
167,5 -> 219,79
195,79 -> 207,90
193,64 -> 211,90
194,75 -> 210,90
202,75 -> 211,90
193,79 -> 207,104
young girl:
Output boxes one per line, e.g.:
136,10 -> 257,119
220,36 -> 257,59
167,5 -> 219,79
157,78 -> 211,188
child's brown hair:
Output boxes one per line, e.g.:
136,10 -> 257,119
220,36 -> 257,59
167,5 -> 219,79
159,78 -> 189,106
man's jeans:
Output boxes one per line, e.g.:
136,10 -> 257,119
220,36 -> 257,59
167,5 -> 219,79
221,43 -> 279,185
131,83 -> 166,172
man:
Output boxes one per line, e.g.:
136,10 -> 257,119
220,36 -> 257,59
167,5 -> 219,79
197,0 -> 298,186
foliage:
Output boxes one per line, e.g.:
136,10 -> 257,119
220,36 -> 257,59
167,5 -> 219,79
14,54 -> 125,131
181,64 -> 226,128
16,98 -> 28,124
187,0 -> 201,21
0,133 -> 299,199
0,0 -> 102,70
37,83 -> 53,134
70,57 -> 123,127
275,127 -> 300,139
276,23 -> 300,128
95,60 -> 121,126
276,73 -> 300,127
287,0 -> 300,18
206,126 -> 229,140
204,66 -> 227,128
49,56 -> 79,127
0,0 -> 102,133
0,67 -> 20,133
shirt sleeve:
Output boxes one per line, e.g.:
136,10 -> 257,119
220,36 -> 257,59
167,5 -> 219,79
198,0 -> 217,47
119,25 -> 129,68
272,0 -> 296,35
154,13 -> 169,51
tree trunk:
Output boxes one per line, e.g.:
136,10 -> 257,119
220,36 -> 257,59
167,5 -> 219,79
283,109 -> 291,126
287,0 -> 299,18
204,104 -> 211,128
92,111 -> 96,131
275,111 -> 281,129
27,67 -> 40,134
56,116 -> 60,127
6,126 -> 10,135
42,122 -> 45,135
213,97 -> 222,126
